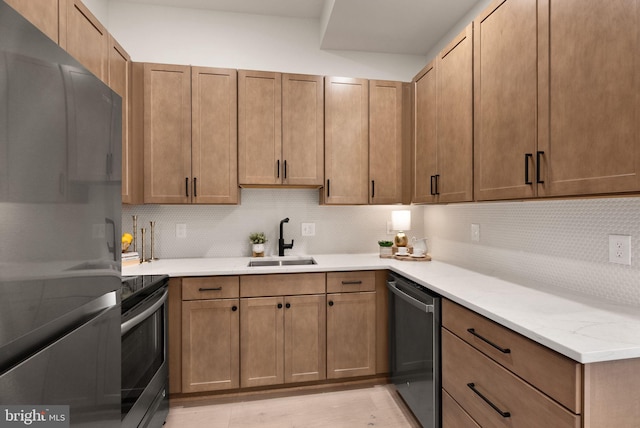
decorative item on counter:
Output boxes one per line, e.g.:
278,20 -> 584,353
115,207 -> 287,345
395,236 -> 431,261
391,210 -> 411,248
122,251 -> 140,267
249,232 -> 267,257
149,221 -> 158,261
122,233 -> 133,252
378,240 -> 394,258
132,215 -> 138,252
140,227 -> 146,263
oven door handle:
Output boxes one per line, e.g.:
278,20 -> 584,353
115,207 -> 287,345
387,280 -> 434,313
121,288 -> 168,336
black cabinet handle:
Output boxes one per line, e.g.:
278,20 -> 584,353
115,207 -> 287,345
371,180 -> 375,198
185,177 -> 189,197
285,303 -> 291,309
277,303 -> 283,309
524,153 -> 533,184
467,383 -> 511,418
435,174 -> 440,195
328,301 -> 334,307
327,179 -> 330,198
467,328 -> 511,354
193,177 -> 197,197
231,305 -> 238,312
536,151 -> 544,184
284,160 -> 287,179
199,287 -> 222,292
277,160 -> 280,178
430,175 -> 436,195
341,280 -> 362,285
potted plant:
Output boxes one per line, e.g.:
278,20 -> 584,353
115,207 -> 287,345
249,232 -> 267,257
378,240 -> 394,258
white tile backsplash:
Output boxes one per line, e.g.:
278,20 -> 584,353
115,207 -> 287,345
424,197 -> 640,306
122,188 -> 423,259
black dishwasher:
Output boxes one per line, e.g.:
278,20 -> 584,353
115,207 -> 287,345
388,272 -> 441,428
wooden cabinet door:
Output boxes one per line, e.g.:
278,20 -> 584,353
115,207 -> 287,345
142,63 -> 191,203
282,73 -> 324,186
5,0 -> 59,43
473,0 -> 538,201
413,61 -> 437,204
59,0 -> 108,82
238,70 -> 282,186
324,77 -> 369,204
326,292 -> 376,379
192,67 -> 238,204
108,36 -> 138,204
240,297 -> 284,388
369,80 -> 403,204
182,299 -> 240,393
437,25 -> 473,203
284,294 -> 326,383
538,0 -> 640,197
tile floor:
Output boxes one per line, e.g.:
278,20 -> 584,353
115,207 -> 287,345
165,384 -> 420,427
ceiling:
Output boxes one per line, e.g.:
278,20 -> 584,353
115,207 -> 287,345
119,0 -> 482,56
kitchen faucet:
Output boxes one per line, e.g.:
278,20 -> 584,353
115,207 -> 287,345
278,217 -> 294,256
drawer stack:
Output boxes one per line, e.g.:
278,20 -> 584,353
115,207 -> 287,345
442,299 -> 582,427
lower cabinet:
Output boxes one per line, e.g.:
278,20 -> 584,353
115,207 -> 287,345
326,272 -> 377,379
181,277 -> 240,393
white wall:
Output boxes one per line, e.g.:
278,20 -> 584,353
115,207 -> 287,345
105,2 -> 427,81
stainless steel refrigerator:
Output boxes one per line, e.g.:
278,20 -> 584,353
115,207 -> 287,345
0,1 -> 122,426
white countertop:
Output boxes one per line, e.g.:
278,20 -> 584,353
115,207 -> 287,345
123,253 -> 640,364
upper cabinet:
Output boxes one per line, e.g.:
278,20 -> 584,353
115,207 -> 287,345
59,0 -> 109,82
538,0 -> 640,197
5,0 -> 60,43
140,63 -> 238,204
324,77 -> 369,205
414,24 -> 473,204
238,71 -> 323,187
369,80 -> 404,204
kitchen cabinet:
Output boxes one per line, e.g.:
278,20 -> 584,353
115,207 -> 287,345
59,0 -> 108,82
442,299 -> 640,427
413,24 -> 473,204
141,63 -> 238,204
167,278 -> 182,394
323,76 -> 369,204
239,273 -> 326,388
473,0 -> 539,201
5,0 -> 59,43
238,71 -> 324,187
181,277 -> 240,393
369,80 -> 404,204
326,272 -> 376,379
537,0 -> 640,197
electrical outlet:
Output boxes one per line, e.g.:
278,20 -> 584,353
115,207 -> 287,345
471,224 -> 480,242
609,234 -> 631,265
301,223 -> 316,236
176,223 -> 187,239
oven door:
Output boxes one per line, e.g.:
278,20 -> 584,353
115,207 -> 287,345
121,285 -> 169,428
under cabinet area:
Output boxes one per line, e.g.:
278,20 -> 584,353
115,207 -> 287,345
442,299 -> 640,428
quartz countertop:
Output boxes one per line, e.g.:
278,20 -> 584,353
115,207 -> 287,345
123,253 -> 640,364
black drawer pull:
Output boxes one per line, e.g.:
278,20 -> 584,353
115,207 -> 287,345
341,280 -> 362,285
467,328 -> 511,354
199,287 -> 222,292
231,305 -> 238,312
524,153 -> 533,184
467,383 -> 511,418
277,303 -> 283,309
285,303 -> 291,309
536,151 -> 545,184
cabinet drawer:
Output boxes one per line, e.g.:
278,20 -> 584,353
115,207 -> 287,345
182,276 -> 239,300
442,329 -> 580,428
240,273 -> 325,297
327,271 -> 375,293
442,299 -> 581,413
443,389 -> 480,428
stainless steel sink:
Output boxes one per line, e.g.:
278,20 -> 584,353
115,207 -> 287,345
247,257 -> 317,267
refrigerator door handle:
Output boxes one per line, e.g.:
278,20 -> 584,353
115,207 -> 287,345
105,217 -> 117,261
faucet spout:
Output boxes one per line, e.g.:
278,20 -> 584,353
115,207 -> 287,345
278,218 -> 294,256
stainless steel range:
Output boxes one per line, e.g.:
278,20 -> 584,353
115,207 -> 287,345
121,275 -> 170,428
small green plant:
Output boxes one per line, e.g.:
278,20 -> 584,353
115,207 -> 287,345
249,232 -> 267,244
378,240 -> 393,247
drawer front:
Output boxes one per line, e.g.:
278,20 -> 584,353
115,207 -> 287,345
442,329 -> 581,428
240,273 -> 325,297
443,389 -> 480,428
327,271 -> 375,293
182,276 -> 239,300
442,299 -> 581,413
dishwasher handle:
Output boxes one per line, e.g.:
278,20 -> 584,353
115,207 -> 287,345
387,280 -> 434,313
